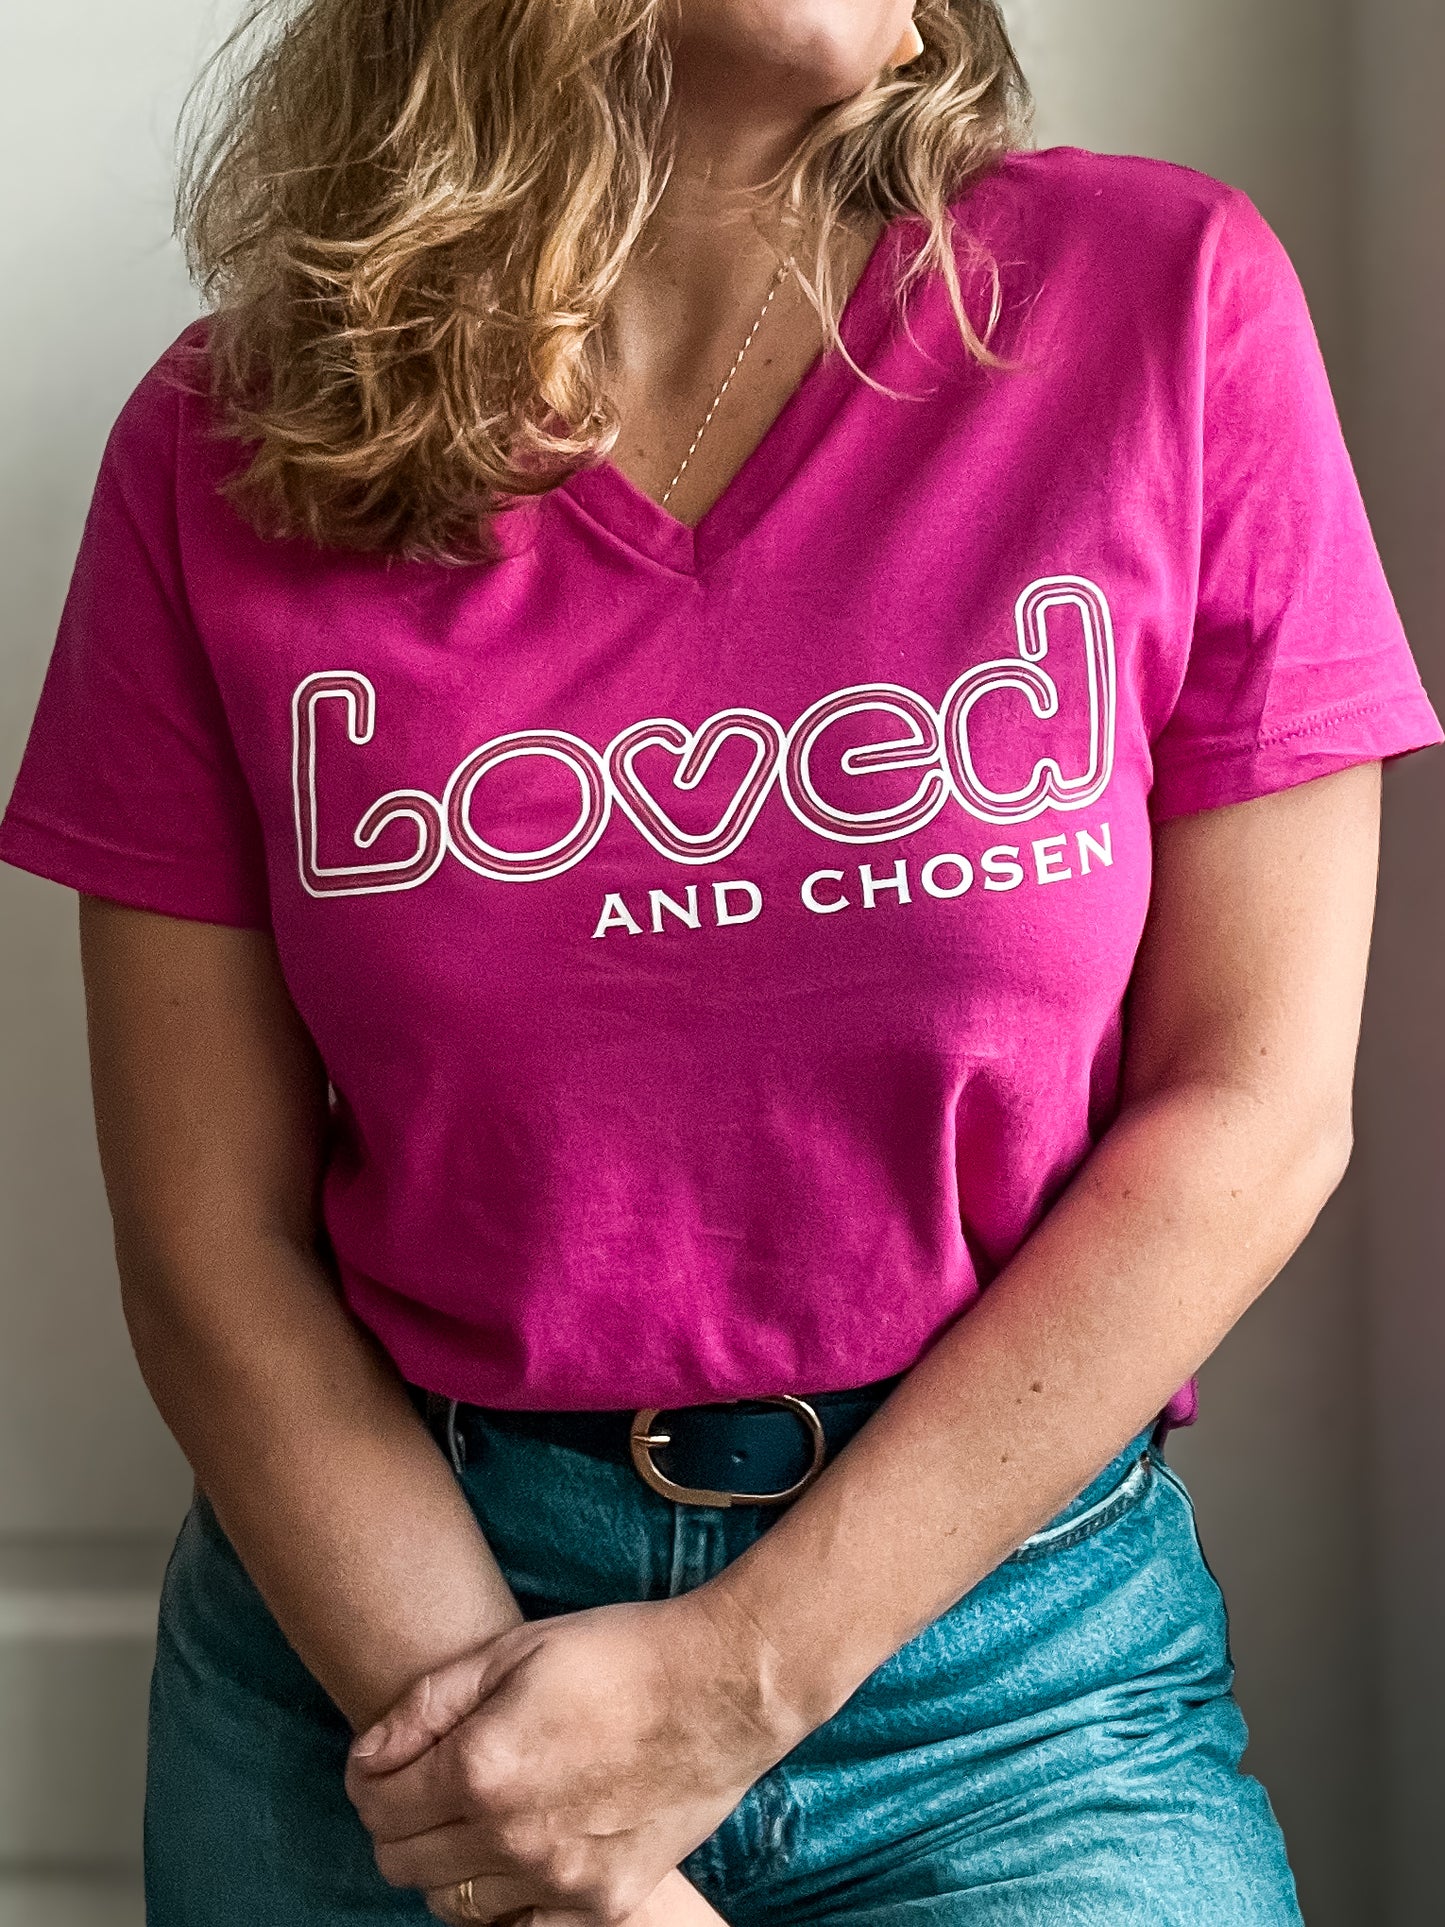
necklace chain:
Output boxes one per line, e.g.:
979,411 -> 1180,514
661,255 -> 795,509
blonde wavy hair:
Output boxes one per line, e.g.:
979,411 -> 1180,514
180,0 -> 1031,559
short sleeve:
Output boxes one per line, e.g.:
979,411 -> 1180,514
0,351 -> 271,928
1149,192 -> 1442,822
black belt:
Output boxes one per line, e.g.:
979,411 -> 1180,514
413,1374 -> 905,1508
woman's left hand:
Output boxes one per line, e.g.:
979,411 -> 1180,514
344,1588 -> 805,1922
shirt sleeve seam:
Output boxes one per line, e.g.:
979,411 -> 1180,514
1157,689 -> 1423,774
0,807 -> 272,925
3,805 -> 234,872
1255,690 -> 1413,750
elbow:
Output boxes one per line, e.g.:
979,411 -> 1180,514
1314,1107 -> 1356,1206
111,1213 -> 306,1367
1322,1108 -> 1355,1193
1280,1096 -> 1355,1236
113,1234 -> 208,1369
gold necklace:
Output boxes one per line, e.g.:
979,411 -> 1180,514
660,254 -> 795,509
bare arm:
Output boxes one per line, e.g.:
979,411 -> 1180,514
708,760 -> 1382,1722
80,899 -> 519,1726
79,897 -> 724,1926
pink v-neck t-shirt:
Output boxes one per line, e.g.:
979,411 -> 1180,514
4,148 -> 1440,1419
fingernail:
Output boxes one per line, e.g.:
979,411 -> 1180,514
352,1722 -> 388,1758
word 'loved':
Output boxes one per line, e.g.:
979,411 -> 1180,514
292,575 -> 1117,899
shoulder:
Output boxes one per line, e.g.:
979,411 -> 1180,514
946,146 -> 1305,358
965,145 -> 1289,287
102,318 -> 222,498
89,318 -> 251,561
107,316 -> 216,443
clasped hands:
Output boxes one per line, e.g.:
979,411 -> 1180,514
344,1586 -> 807,1926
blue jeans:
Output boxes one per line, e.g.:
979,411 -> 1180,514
145,1393 -> 1303,1924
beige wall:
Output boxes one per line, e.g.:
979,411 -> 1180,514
0,6 -> 207,1895
1352,4 -> 1445,1923
0,2 -> 1438,1919
1,3 -> 202,1541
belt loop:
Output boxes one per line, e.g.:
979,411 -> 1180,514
444,1397 -> 467,1474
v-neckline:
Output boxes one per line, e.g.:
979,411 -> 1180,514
557,213 -> 909,578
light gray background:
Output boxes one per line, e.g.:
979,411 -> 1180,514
0,3 -> 1441,1923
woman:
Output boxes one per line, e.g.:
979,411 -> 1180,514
2,0 -> 1439,1921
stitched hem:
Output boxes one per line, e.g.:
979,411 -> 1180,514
1158,690 -> 1428,781
0,809 -> 271,930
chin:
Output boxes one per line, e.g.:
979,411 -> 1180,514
674,0 -> 901,106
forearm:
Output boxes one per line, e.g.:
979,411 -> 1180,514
704,1076 -> 1351,1733
128,1238 -> 729,1924
122,1229 -> 521,1731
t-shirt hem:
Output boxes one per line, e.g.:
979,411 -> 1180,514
0,809 -> 272,931
1149,688 -> 1443,823
1158,1376 -> 1199,1433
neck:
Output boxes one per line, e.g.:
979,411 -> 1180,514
647,88 -> 810,274
608,53 -> 876,407
615,102 -> 805,365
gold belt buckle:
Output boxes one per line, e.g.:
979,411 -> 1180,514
629,1394 -> 827,1508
